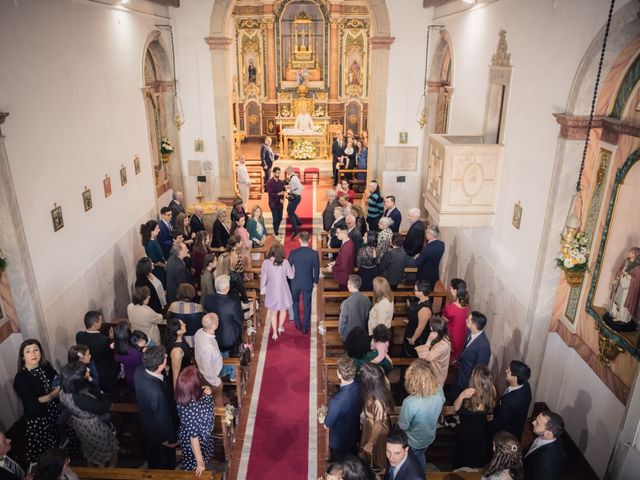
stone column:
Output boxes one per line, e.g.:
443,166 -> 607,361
264,18 -> 277,101
329,19 -> 341,101
367,36 -> 394,185
205,36 -> 236,201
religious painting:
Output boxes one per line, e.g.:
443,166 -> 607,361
342,28 -> 368,97
103,176 -> 112,198
194,139 -> 204,153
82,188 -> 92,212
134,155 -> 141,174
247,59 -> 257,84
120,166 -> 127,186
51,205 -> 64,232
399,132 -> 408,144
348,59 -> 361,86
239,32 -> 262,97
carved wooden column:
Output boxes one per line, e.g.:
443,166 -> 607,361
329,19 -> 341,101
205,35 -> 236,201
264,17 -> 277,101
367,36 -> 394,184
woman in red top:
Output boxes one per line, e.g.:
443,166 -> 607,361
442,278 -> 470,361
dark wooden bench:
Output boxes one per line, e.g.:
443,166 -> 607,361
74,467 -> 221,480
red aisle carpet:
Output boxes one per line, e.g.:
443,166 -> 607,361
245,183 -> 315,479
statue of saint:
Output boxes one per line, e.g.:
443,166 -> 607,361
348,59 -> 361,86
609,246 -> 640,324
247,60 -> 257,84
294,103 -> 315,132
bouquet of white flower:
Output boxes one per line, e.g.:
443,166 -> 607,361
160,137 -> 174,155
556,231 -> 589,273
291,140 -> 316,160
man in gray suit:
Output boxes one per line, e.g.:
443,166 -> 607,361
166,242 -> 191,303
338,275 -> 371,340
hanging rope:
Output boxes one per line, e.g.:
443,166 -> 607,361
576,0 -> 616,193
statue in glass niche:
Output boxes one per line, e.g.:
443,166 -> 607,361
607,246 -> 640,329
348,59 -> 361,86
247,60 -> 257,84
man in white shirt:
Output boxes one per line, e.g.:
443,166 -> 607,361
0,431 -> 25,480
194,313 -> 224,387
286,166 -> 304,239
236,154 -> 251,206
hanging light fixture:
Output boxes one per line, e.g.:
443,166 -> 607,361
156,24 -> 185,130
561,0 -> 615,252
417,25 -> 444,129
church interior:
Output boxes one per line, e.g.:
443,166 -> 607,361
1,0 -> 640,479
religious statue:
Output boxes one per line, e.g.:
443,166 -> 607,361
294,103 -> 315,132
296,66 -> 309,86
348,59 -> 361,86
247,60 -> 257,84
608,246 -> 640,328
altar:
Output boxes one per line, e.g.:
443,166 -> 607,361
280,129 -> 325,159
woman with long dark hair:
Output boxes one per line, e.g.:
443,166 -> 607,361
13,339 -> 61,465
442,278 -> 470,360
113,321 -> 143,389
190,230 -> 210,283
165,318 -> 193,388
175,366 -> 215,476
140,220 -> 166,286
260,242 -> 295,341
402,280 -> 433,357
134,257 -> 166,314
359,362 -> 393,472
415,315 -> 451,387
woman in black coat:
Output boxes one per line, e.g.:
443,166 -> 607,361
13,339 -> 62,464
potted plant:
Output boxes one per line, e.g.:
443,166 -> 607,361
556,231 -> 589,287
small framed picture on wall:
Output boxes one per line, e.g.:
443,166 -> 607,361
120,166 -> 127,186
134,155 -> 141,175
103,175 -> 112,198
82,187 -> 92,212
51,205 -> 64,232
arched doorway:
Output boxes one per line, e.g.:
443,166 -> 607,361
142,32 -> 184,202
206,0 -> 393,199
428,30 -> 453,135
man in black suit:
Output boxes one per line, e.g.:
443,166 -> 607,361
524,411 -> 565,480
288,232 -> 320,333
0,431 -> 27,480
451,311 -> 491,400
189,205 -> 206,234
332,131 -> 346,186
324,356 -> 363,462
260,136 -> 278,191
382,196 -> 402,233
383,429 -> 424,480
266,167 -> 285,237
76,310 -> 118,399
414,224 -> 445,287
487,360 -> 532,443
329,206 -> 346,250
133,346 -> 178,469
158,206 -> 174,259
166,242 -> 191,304
210,208 -> 230,248
403,208 -> 425,257
378,233 -> 410,290
167,190 -> 185,226
345,215 -> 363,252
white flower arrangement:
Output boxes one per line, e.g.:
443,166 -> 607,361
0,249 -> 6,272
224,404 -> 237,427
556,231 -> 589,273
160,137 -> 174,155
291,140 -> 316,160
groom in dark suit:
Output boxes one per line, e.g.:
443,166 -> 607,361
451,311 -> 491,400
332,131 -> 345,186
487,360 -> 532,442
383,429 -> 424,480
523,411 -> 565,480
288,232 -> 320,333
133,346 -> 178,469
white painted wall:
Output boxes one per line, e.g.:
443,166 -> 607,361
537,333 -> 626,478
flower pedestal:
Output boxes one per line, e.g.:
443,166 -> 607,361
564,270 -> 585,288
161,153 -> 171,164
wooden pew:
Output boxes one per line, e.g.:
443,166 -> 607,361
74,467 -> 221,480
222,357 -> 250,404
322,356 -> 414,395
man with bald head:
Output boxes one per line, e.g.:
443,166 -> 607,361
189,205 -> 206,234
194,313 -> 224,388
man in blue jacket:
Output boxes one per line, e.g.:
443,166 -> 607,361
287,231 -> 320,333
451,311 -> 491,400
324,356 -> 362,462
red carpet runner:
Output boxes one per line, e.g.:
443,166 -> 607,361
245,183 -> 315,479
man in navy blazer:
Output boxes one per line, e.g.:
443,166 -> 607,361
488,360 -> 532,442
288,232 -> 320,333
403,208 -> 425,257
203,275 -> 243,354
523,411 -> 566,480
324,356 -> 362,462
384,429 -> 424,480
451,311 -> 491,400
414,225 -> 445,287
157,206 -> 174,259
382,196 -> 402,233
133,346 -> 177,469
260,136 -> 278,191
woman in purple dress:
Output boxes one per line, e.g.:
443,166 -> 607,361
260,242 -> 295,341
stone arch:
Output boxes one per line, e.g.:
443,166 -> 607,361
207,0 -> 393,198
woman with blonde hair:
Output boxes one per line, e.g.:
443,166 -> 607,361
368,277 -> 394,335
260,242 -> 295,340
230,216 -> 253,280
482,431 -> 524,480
453,364 -> 496,469
399,359 -> 445,473
415,315 -> 451,387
